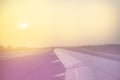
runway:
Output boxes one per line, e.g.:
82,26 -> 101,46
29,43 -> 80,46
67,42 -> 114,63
0,47 -> 120,80
0,49 -> 65,80
55,48 -> 120,80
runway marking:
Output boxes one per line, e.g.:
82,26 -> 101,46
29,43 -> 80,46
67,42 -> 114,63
54,73 -> 65,78
74,67 -> 79,80
51,60 -> 60,63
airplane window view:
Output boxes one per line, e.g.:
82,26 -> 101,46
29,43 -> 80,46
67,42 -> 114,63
0,0 -> 120,80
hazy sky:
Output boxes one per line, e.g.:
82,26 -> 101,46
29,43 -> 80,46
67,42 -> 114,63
0,0 -> 119,47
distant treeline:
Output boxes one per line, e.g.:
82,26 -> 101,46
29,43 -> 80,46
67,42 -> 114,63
0,45 -> 28,51
0,45 -> 54,52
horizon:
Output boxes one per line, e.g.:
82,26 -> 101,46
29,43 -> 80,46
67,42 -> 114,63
0,43 -> 120,49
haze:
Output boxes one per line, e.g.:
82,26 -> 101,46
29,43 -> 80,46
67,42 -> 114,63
0,0 -> 119,47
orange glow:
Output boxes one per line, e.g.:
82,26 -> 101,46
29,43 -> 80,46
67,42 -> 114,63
0,0 -> 118,47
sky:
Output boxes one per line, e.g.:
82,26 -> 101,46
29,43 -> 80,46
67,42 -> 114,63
0,0 -> 119,47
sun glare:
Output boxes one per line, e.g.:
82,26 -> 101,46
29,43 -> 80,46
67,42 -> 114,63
18,23 -> 28,29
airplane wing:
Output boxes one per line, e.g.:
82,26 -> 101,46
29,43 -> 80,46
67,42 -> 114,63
54,48 -> 120,80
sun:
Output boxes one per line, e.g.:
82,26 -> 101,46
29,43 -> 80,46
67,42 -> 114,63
18,23 -> 28,29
